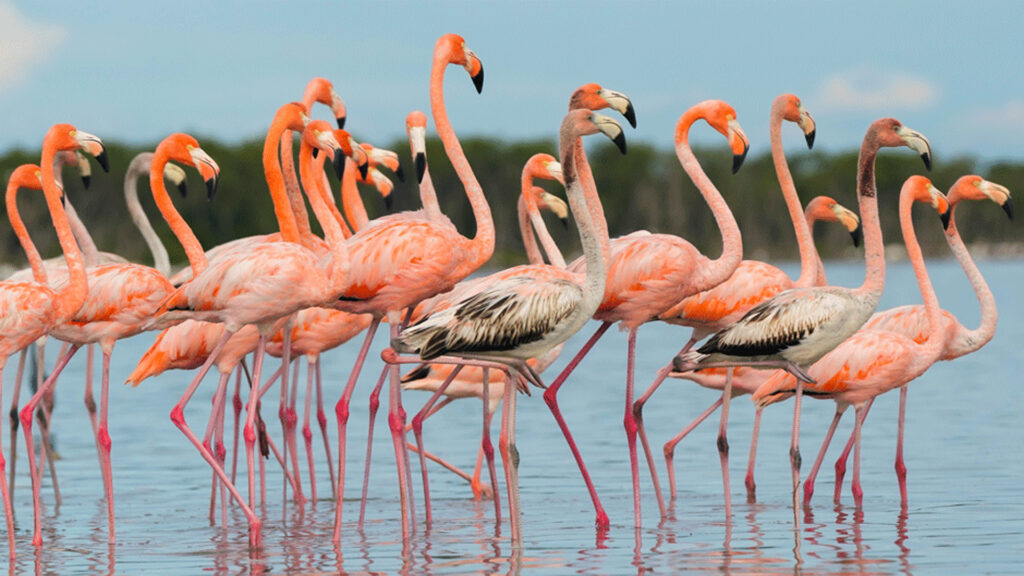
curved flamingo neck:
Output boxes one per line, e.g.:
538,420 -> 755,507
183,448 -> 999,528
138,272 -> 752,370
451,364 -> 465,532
413,143 -> 442,222
804,209 -> 829,287
560,122 -> 605,324
40,141 -> 87,320
6,175 -> 47,283
771,102 -> 817,288
151,148 -> 207,275
279,131 -> 315,242
340,160 -> 369,231
855,139 -> 884,299
52,155 -> 102,267
944,204 -> 996,355
430,52 -> 493,273
518,193 -> 565,268
263,115 -> 303,244
573,139 -> 609,242
299,141 -> 349,290
899,189 -> 944,362
674,107 -> 743,288
126,153 -> 172,276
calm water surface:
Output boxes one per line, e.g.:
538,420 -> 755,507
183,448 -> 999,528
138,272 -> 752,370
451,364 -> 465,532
3,260 -> 1023,574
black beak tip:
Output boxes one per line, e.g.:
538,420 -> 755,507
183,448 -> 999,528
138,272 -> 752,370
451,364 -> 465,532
332,154 -> 346,180
732,147 -> 749,175
415,153 -> 426,183
311,147 -> 319,159
359,162 -> 369,180
96,150 -> 110,173
336,116 -> 346,130
177,181 -> 188,198
805,129 -> 816,150
921,153 -> 932,171
384,194 -> 395,212
1003,197 -> 1014,221
613,133 -> 627,155
205,177 -> 217,201
940,209 -> 951,230
472,66 -> 484,94
394,163 -> 405,183
624,104 -> 637,129
81,175 -> 91,190
559,216 -> 569,230
850,224 -> 863,248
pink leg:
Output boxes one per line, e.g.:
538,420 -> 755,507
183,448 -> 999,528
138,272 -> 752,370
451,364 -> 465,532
214,380 -> 229,529
7,349 -> 27,497
301,357 -> 318,502
834,400 -> 873,505
745,407 -> 763,503
541,321 -> 611,528
204,372 -> 231,521
243,335 -> 268,537
384,322 -> 414,539
410,364 -> 464,525
851,400 -> 873,508
20,343 -> 79,547
286,353 -> 304,505
664,397 -> 723,501
1,363 -> 17,558
36,343 -> 61,507
334,318 -> 380,541
802,405 -> 846,507
168,331 -> 262,548
895,385 -> 908,507
634,336 -> 697,517
790,381 -> 804,510
623,330 -> 643,529
230,364 -> 243,485
357,365 -> 389,528
499,374 -> 521,542
480,368 -> 501,523
314,359 -> 335,498
84,345 -> 99,436
471,444 -> 488,499
96,350 -> 116,543
717,369 -> 734,517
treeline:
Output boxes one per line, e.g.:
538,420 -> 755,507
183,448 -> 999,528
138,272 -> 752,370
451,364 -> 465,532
1,135 -> 1020,274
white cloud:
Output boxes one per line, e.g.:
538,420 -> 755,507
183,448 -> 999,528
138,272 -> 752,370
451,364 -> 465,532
815,69 -> 939,113
963,100 -> 1024,132
0,2 -> 66,94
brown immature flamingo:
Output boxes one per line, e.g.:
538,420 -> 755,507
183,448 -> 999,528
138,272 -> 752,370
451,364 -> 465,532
389,108 -> 627,542
816,175 -> 1011,507
674,117 -> 933,507
752,175 -> 953,509
545,99 -> 749,530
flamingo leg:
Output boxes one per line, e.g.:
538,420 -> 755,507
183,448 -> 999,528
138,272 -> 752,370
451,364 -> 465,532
242,335 -> 269,541
745,407 -> 763,503
7,349 -> 27,497
205,371 -> 231,521
314,358 -> 335,498
895,385 -> 909,507
357,364 -> 389,528
230,363 -> 243,485
802,405 -> 846,507
84,345 -> 99,436
36,342 -> 61,507
833,400 -> 873,504
664,397 -> 723,502
717,369 -> 734,517
541,321 -> 611,528
96,349 -> 116,543
0,363 -> 16,558
334,317 -> 380,542
623,330 -> 644,529
851,399 -> 873,508
409,364 -> 464,525
214,378 -> 228,529
499,373 -> 521,543
480,368 -> 501,521
286,353 -> 304,505
385,321 -> 414,539
21,343 -> 79,546
302,357 -> 318,503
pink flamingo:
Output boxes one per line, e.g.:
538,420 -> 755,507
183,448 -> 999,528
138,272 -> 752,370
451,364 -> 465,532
1,151 -> 94,557
812,175 -> 1012,507
327,33 -> 488,541
752,175 -> 952,508
544,99 -> 750,529
673,117 -> 932,506
389,107 -> 627,541
657,196 -> 861,505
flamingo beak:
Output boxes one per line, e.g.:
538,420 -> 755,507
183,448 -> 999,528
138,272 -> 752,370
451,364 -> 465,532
190,146 -> 220,200
850,223 -> 863,247
1003,196 -> 1014,221
415,152 -> 426,183
593,113 -> 627,155
599,88 -> 637,129
73,130 -> 109,172
728,118 -> 749,174
799,106 -> 816,149
464,48 -> 484,94
384,193 -> 394,212
896,125 -> 932,171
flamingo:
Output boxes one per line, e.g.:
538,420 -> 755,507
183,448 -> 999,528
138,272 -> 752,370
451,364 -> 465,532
144,122 -> 362,547
751,175 -> 953,509
544,99 -> 750,529
1,148 -> 95,557
655,196 -> 861,505
389,107 -> 626,541
674,117 -> 933,507
17,138 -> 218,547
810,175 -> 1012,507
327,33 -> 488,541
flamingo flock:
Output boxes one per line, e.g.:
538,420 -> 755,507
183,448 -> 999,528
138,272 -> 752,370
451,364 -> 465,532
0,32 -> 1012,556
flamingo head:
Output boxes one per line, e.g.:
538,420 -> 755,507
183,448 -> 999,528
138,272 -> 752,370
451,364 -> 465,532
569,83 -> 637,128
156,133 -> 220,199
331,128 -> 370,182
524,153 -> 564,186
303,120 -> 346,179
303,77 -> 347,129
362,167 -> 395,211
45,124 -> 109,174
278,101 -> 312,132
437,33 -> 484,93
696,101 -> 749,174
9,164 -> 45,192
776,94 -> 816,149
362,143 -> 404,183
871,118 -> 933,171
905,175 -> 950,229
807,196 -> 862,247
949,175 -> 1013,221
53,150 -> 92,189
406,111 -> 429,183
529,185 -> 570,228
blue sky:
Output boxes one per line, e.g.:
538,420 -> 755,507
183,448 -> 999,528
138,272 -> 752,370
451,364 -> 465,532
2,1 -> 1022,162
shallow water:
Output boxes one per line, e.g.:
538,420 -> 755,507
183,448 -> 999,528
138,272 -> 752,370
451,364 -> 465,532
3,259 -> 1023,574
